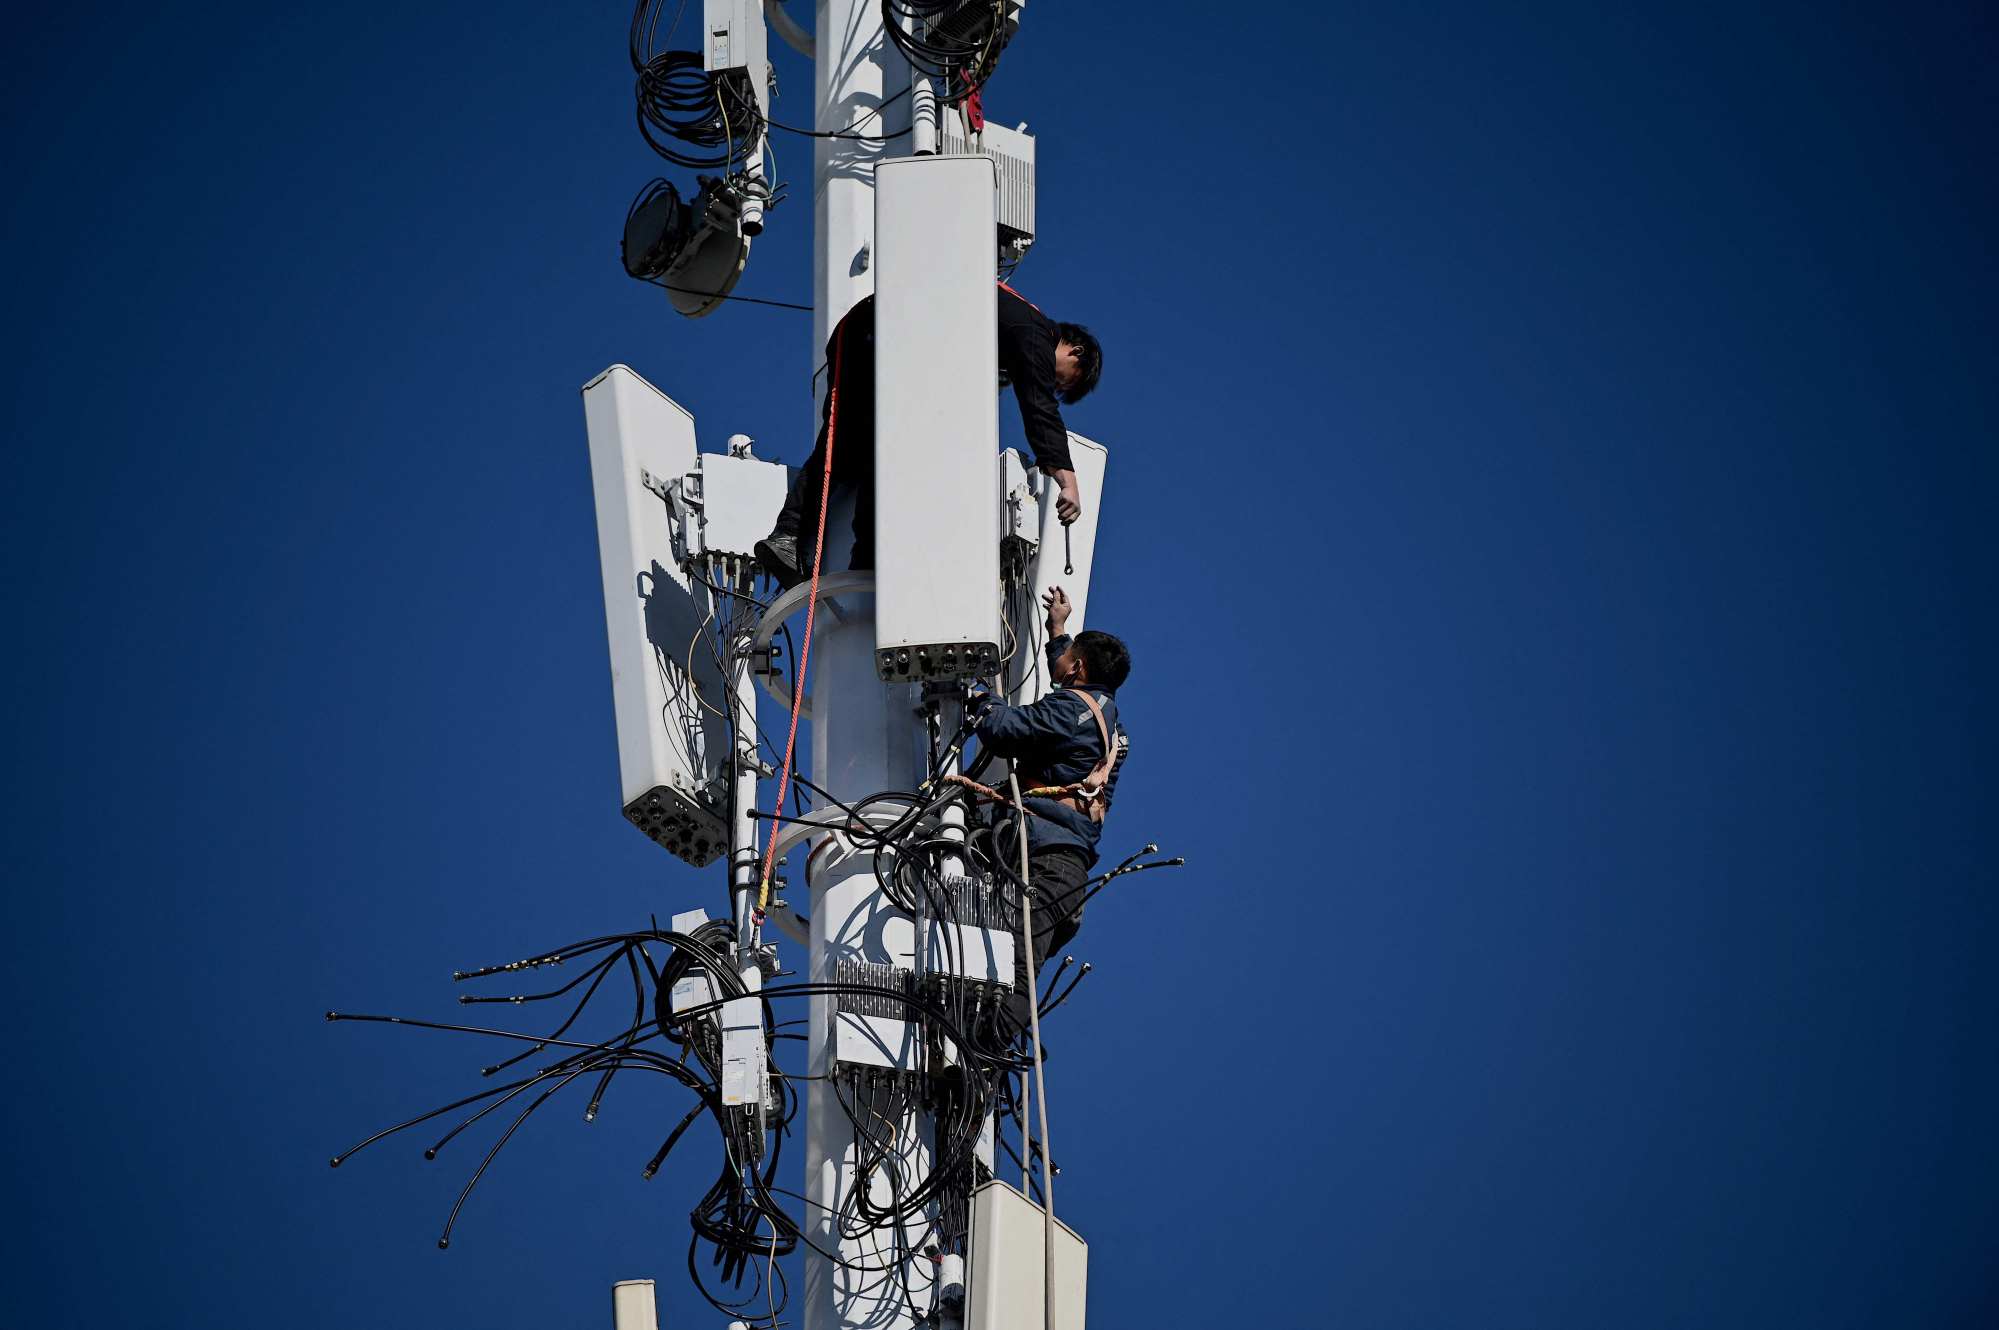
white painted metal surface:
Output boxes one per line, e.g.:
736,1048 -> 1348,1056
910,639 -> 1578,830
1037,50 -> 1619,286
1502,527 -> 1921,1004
719,967 -> 767,1107
670,970 -> 719,1016
581,365 -> 728,864
803,589 -> 934,1330
938,118 -> 1036,256
798,9 -> 947,1330
811,0 -> 906,378
704,0 -> 771,115
965,1182 -> 1088,1330
873,155 -> 1002,680
833,1011 -> 918,1069
611,1278 -> 660,1330
925,919 -> 1016,987
999,449 -> 1040,552
1006,432 -> 1108,706
691,452 -> 790,559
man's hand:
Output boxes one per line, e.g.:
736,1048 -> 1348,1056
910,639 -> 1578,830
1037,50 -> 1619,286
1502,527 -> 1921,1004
1052,469 -> 1082,524
1042,586 -> 1072,637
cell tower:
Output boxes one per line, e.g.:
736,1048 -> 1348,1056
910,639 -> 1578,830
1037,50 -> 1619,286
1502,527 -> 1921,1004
329,4 -> 1179,1327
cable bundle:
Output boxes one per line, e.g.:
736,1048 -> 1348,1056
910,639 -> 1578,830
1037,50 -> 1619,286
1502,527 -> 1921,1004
631,0 -> 765,170
329,561 -> 1183,1327
883,0 -> 1015,101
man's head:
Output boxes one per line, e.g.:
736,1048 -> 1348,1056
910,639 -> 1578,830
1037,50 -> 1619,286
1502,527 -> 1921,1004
1053,322 -> 1103,404
1052,629 -> 1131,691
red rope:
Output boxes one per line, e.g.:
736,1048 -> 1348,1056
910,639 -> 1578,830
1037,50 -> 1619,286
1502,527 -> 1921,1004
756,322 -> 844,919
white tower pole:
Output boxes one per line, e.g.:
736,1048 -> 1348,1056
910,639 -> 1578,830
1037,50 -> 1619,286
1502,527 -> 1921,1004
801,8 -> 931,1330
812,0 -> 898,363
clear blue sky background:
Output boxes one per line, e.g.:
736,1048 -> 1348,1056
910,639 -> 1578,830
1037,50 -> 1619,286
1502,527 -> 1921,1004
3,3 -> 1993,1327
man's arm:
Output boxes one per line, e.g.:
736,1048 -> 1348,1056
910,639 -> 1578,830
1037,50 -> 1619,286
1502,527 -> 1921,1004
971,689 -> 1088,758
1042,585 -> 1072,675
1044,633 -> 1073,679
997,295 -> 1079,519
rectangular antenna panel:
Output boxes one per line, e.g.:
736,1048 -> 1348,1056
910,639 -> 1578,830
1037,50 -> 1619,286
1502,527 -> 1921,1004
702,0 -> 769,117
581,365 -> 728,866
873,155 -> 1002,682
1007,432 -> 1108,705
938,118 -> 1036,256
966,1181 -> 1088,1330
611,1280 -> 659,1330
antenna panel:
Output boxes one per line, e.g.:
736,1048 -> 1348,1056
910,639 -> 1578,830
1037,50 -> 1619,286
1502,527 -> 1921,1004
581,365 -> 728,866
1032,431 -> 1107,629
611,1280 -> 659,1330
966,1180 -> 1088,1330
873,155 -> 1003,681
1005,432 -> 1108,706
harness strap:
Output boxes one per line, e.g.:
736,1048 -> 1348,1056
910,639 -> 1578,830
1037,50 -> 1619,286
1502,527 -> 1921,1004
941,771 -> 1097,808
1004,688 -> 1117,823
997,280 -> 1041,313
947,688 -> 1120,824
1058,688 -> 1118,823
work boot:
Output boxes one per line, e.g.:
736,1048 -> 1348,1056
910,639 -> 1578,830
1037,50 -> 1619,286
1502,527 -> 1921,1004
753,531 -> 805,591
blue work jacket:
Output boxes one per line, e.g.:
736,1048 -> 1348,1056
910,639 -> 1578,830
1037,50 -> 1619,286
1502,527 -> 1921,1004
969,635 -> 1128,866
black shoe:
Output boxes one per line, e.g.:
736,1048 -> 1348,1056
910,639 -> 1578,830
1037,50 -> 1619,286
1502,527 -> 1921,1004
754,532 -> 805,591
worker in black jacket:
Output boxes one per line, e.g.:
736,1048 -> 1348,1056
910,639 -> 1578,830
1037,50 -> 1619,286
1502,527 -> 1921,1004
754,285 -> 1102,588
966,586 -> 1130,1029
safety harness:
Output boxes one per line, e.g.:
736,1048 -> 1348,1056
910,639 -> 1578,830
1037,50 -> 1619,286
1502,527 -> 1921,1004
947,687 -> 1121,824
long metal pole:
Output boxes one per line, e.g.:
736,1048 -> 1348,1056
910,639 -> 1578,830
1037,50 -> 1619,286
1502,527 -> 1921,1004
1010,775 -> 1058,1330
803,8 -> 930,1330
731,557 -> 761,971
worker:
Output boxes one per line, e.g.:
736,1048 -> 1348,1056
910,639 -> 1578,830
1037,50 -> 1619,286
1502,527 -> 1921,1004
965,586 -> 1130,1033
753,285 -> 1102,589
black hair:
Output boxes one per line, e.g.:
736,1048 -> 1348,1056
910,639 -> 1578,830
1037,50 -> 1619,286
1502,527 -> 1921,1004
1073,629 -> 1130,691
1055,322 -> 1102,403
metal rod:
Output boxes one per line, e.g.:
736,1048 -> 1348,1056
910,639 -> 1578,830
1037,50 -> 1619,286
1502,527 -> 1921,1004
1010,773 -> 1058,1330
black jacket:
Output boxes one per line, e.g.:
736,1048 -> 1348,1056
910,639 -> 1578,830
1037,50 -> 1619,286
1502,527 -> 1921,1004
969,635 -> 1127,866
996,286 -> 1073,475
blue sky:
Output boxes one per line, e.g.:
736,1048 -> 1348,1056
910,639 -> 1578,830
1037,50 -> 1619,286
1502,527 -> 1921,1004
2,2 -> 1993,1327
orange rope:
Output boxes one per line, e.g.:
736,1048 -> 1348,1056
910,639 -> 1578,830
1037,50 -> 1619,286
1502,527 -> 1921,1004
755,322 -> 844,920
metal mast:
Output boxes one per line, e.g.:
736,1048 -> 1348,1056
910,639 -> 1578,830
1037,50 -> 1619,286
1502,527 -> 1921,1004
800,7 -> 933,1329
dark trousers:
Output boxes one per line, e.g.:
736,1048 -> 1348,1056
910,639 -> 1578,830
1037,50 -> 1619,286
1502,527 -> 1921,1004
771,297 -> 877,568
1005,845 -> 1092,1034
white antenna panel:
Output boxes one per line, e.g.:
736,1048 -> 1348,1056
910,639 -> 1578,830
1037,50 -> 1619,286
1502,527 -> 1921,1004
965,1180 -> 1088,1330
873,155 -> 1003,682
611,1280 -> 660,1330
1006,432 -> 1108,706
580,365 -> 728,866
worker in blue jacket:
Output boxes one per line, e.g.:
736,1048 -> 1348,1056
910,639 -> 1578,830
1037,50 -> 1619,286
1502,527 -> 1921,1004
966,586 -> 1131,1027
